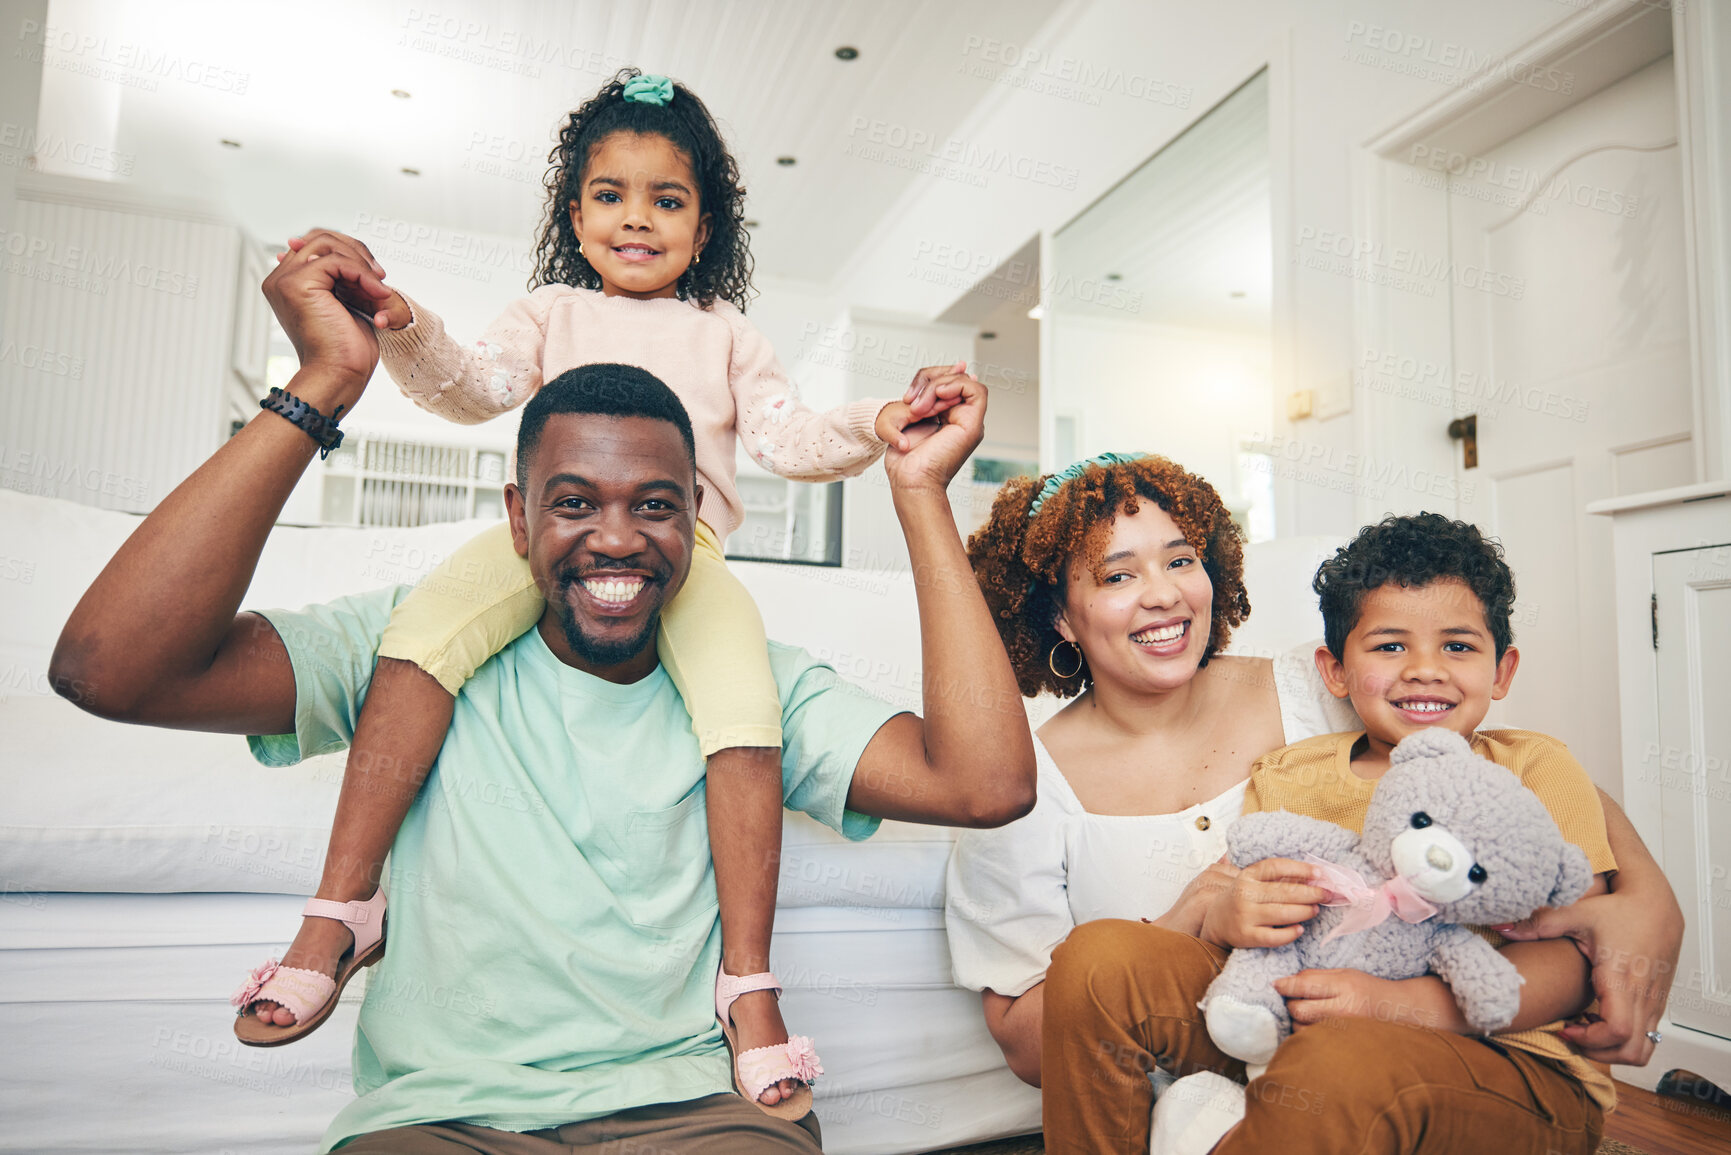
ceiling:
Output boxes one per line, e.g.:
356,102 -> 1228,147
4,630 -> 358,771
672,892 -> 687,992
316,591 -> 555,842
29,0 -> 1063,285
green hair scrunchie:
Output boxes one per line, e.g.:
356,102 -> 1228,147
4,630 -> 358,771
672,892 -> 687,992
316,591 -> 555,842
622,73 -> 674,106
1027,451 -> 1147,518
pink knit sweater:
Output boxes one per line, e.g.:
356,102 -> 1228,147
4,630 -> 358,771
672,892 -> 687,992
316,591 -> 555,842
376,285 -> 890,536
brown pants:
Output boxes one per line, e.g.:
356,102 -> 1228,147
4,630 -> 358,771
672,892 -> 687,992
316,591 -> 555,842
1041,920 -> 1606,1155
336,1093 -> 821,1154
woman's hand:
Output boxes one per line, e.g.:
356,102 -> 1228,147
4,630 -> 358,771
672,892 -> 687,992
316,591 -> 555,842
1495,889 -> 1680,1065
1195,857 -> 1326,950
1277,969 -> 1456,1032
1151,856 -> 1238,937
1495,792 -> 1683,1066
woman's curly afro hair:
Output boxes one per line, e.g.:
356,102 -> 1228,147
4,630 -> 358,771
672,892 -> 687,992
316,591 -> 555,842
1313,511 -> 1517,661
967,456 -> 1249,699
531,67 -> 754,311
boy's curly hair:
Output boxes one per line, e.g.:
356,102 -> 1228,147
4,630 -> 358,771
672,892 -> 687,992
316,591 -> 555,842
531,68 -> 754,311
1313,512 -> 1517,661
967,456 -> 1249,698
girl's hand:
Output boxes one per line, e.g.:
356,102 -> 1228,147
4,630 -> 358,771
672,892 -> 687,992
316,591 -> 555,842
1494,886 -> 1679,1066
282,234 -> 412,330
1197,857 -> 1327,950
875,395 -> 962,451
1277,969 -> 1448,1031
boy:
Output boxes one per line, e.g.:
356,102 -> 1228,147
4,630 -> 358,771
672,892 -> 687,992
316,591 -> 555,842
1057,513 -> 1618,1155
1228,512 -> 1616,1151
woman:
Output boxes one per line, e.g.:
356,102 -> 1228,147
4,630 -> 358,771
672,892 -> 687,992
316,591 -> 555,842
945,453 -> 1683,1152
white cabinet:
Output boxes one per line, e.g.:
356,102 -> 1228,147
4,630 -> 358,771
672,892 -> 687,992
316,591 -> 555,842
1594,482 -> 1731,1089
1653,542 -> 1731,1045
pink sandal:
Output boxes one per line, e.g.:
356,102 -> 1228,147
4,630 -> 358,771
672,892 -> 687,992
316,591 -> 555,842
231,889 -> 387,1047
715,970 -> 822,1120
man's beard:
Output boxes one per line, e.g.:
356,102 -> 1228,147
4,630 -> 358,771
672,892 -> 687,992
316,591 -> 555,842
554,569 -> 665,667
558,606 -> 661,667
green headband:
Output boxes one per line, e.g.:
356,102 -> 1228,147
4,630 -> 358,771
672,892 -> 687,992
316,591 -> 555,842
1027,452 -> 1147,518
623,74 -> 674,106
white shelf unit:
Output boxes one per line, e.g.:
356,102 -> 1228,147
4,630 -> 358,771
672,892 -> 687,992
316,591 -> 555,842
727,473 -> 842,564
318,432 -> 510,528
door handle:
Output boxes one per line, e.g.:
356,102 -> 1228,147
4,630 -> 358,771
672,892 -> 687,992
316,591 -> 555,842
1448,414 -> 1478,469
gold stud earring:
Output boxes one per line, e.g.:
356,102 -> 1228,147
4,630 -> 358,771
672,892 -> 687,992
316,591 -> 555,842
1048,640 -> 1084,679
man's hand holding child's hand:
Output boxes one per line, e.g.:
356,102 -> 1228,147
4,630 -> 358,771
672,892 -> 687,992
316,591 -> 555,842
281,233 -> 413,331
875,361 -> 975,451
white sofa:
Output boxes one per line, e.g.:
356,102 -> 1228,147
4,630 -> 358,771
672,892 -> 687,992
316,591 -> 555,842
0,488 -> 1342,1154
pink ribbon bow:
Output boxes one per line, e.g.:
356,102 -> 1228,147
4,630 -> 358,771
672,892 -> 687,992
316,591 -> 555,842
1302,853 -> 1439,943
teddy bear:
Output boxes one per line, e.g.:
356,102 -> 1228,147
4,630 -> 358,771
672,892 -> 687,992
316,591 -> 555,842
1201,727 -> 1595,1069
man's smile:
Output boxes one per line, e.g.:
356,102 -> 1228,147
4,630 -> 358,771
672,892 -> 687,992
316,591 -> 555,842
559,568 -> 662,618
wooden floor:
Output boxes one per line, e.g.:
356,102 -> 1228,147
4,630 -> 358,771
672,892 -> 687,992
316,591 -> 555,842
925,1076 -> 1731,1155
1601,1075 -> 1731,1155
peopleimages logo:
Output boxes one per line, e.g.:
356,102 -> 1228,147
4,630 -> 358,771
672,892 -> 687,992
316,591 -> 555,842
845,118 -> 1080,190
1355,346 -> 1589,423
18,19 -> 251,95
1293,227 -> 1525,300
957,36 -> 1193,109
1342,20 -> 1573,95
0,229 -> 201,298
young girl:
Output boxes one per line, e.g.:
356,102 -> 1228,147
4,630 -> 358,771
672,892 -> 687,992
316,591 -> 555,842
231,68 -> 965,1118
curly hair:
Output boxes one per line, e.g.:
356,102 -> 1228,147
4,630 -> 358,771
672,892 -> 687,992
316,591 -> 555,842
531,68 -> 754,311
1313,512 -> 1516,661
967,456 -> 1250,699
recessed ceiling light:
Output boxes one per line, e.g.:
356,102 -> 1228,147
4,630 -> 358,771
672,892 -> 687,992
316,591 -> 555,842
980,331 -> 997,340
835,46 -> 859,60
401,166 -> 421,176
776,156 -> 797,166
1026,306 -> 1044,321
391,89 -> 411,99
219,139 -> 242,149
1229,290 -> 1247,298
1104,272 -> 1122,281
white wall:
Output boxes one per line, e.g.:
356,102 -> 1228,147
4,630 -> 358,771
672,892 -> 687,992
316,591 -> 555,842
831,0 -> 1584,538
1050,312 -> 1271,503
333,217 -> 540,448
0,182 -> 239,513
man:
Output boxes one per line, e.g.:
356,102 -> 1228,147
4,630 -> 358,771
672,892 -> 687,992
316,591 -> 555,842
50,234 -> 1035,1152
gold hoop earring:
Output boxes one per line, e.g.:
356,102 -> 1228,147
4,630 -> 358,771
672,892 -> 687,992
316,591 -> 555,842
1048,640 -> 1084,679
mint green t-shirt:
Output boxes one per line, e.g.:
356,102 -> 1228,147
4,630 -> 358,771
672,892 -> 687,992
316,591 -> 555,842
247,587 -> 898,1152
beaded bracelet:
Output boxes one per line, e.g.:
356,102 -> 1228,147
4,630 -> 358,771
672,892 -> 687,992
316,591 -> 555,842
259,386 -> 345,458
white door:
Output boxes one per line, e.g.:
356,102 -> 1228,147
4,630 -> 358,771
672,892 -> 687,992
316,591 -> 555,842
1653,543 -> 1731,1043
1445,56 -> 1694,786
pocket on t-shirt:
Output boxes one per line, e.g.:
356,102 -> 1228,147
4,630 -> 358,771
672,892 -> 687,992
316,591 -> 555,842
596,786 -> 718,930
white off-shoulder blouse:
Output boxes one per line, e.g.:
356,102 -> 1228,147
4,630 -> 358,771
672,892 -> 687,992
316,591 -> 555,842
944,644 -> 1359,997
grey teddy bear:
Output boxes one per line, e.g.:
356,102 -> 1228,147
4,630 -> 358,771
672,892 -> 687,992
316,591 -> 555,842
1202,727 -> 1594,1069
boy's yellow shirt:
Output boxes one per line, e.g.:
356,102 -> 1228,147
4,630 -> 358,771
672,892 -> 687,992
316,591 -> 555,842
1245,728 -> 1619,1112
